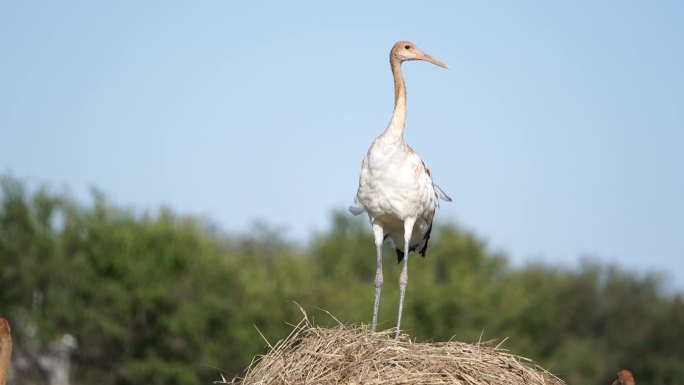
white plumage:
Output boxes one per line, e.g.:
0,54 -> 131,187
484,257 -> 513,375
350,41 -> 451,337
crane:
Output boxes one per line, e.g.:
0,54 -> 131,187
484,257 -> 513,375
350,41 -> 451,337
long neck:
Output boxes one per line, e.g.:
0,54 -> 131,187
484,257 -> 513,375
0,319 -> 10,385
381,57 -> 407,141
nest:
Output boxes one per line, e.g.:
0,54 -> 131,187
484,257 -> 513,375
219,314 -> 565,385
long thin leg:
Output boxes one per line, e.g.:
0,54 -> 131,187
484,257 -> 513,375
371,222 -> 384,332
396,217 -> 416,338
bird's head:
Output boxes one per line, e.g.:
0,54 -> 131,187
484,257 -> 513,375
617,370 -> 635,385
390,41 -> 448,69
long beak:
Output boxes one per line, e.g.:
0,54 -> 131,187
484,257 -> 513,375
420,52 -> 449,69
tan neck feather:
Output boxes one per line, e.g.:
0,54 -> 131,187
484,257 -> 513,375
0,318 -> 11,385
383,57 -> 407,141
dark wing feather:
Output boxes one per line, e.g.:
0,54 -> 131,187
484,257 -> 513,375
395,220 -> 434,263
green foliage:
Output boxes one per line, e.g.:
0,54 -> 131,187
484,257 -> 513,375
1,175 -> 683,385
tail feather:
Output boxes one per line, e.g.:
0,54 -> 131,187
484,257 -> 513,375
348,201 -> 365,216
434,183 -> 452,202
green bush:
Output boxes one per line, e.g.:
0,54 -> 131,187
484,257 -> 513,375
1,176 -> 682,385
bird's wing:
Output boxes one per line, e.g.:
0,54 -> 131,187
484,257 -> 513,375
417,154 -> 452,202
349,199 -> 366,216
434,183 -> 452,202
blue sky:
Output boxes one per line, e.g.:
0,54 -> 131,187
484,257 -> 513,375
1,1 -> 683,290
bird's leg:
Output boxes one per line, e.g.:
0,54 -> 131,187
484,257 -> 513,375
371,222 -> 384,332
396,217 -> 416,339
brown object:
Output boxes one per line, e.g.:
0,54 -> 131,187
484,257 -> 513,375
0,318 -> 11,385
221,317 -> 566,385
612,369 -> 635,385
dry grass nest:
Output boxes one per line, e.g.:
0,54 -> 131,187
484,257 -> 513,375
219,313 -> 565,385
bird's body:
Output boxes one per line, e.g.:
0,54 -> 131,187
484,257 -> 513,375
355,138 -> 438,259
350,41 -> 450,336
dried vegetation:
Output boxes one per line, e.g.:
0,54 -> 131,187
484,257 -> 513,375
219,314 -> 565,385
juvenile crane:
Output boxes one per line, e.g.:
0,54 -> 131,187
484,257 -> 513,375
350,41 -> 451,336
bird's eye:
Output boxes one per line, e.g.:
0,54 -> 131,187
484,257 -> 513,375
404,45 -> 411,50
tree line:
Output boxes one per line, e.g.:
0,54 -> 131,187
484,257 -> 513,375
1,176 -> 682,385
